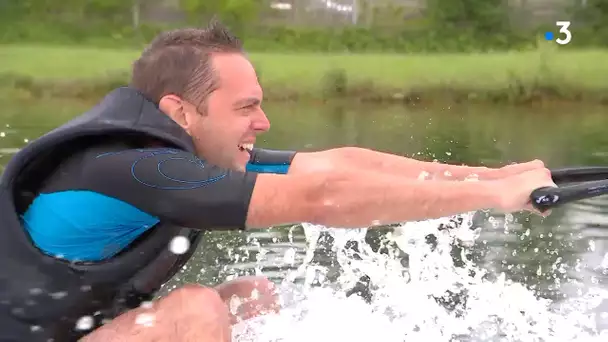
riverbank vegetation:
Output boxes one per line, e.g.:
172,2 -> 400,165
1,44 -> 607,104
3,0 -> 607,53
2,0 -> 608,104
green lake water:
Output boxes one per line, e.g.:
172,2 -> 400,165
1,98 -> 608,340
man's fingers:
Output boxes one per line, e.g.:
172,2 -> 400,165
499,159 -> 547,179
515,159 -> 545,171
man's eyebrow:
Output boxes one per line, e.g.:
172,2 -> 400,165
233,97 -> 260,108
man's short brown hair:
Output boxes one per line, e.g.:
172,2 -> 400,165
130,20 -> 243,108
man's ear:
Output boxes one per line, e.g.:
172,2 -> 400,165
159,94 -> 189,129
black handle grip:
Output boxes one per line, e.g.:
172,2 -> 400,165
531,180 -> 608,212
550,166 -> 608,184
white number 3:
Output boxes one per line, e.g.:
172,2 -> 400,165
556,21 -> 572,45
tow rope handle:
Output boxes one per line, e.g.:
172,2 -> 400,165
531,167 -> 608,212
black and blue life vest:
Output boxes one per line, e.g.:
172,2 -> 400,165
0,87 -> 202,341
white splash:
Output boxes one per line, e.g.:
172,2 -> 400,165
232,212 -> 608,342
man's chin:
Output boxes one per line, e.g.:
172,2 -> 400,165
235,150 -> 251,172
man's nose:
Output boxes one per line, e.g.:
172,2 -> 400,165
253,110 -> 271,132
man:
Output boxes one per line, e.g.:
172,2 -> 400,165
0,20 -> 556,342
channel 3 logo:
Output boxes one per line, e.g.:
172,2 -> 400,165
544,21 -> 572,45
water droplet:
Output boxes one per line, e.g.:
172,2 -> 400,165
75,316 -> 94,331
250,288 -> 260,300
50,291 -> 67,299
229,296 -> 241,315
283,248 -> 296,265
28,288 -> 43,295
169,236 -> 190,255
0,132 -> 5,138
600,253 -> 608,269
135,313 -> 155,327
11,307 -> 24,315
30,325 -> 42,332
140,301 -> 154,309
417,171 -> 430,180
23,138 -> 29,143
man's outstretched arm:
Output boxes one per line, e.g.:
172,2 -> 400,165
286,147 -> 545,180
245,166 -> 555,229
82,148 -> 555,231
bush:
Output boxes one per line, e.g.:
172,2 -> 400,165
321,68 -> 348,98
2,21 -> 603,53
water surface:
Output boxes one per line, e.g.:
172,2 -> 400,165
1,98 -> 608,341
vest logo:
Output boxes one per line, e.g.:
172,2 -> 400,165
98,148 -> 227,190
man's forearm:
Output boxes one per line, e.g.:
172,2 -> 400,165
324,147 -> 493,180
247,170 -> 501,229
314,170 -> 499,228
290,147 -> 494,181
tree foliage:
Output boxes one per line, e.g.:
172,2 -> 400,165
427,0 -> 510,33
1,0 -> 607,51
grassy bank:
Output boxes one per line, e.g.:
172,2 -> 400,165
1,45 -> 608,104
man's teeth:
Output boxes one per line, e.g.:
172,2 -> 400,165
239,143 -> 254,151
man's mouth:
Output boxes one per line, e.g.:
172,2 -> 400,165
238,143 -> 254,152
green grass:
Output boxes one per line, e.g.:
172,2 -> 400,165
1,44 -> 608,104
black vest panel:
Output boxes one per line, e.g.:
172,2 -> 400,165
0,87 -> 202,341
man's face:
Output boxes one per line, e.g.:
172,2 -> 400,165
184,53 -> 270,171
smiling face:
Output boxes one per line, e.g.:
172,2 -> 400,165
159,53 -> 270,171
